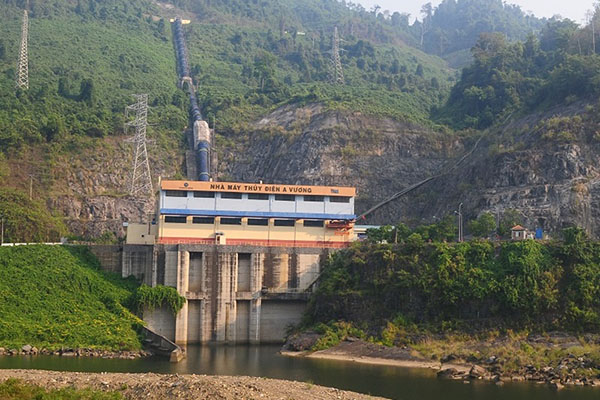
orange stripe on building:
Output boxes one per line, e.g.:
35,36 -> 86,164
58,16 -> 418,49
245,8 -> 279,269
160,180 -> 356,197
157,237 -> 351,248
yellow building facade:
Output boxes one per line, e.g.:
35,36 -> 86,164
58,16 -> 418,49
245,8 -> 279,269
154,180 -> 357,248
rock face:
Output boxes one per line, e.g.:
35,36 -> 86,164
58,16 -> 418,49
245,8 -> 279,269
7,137 -> 184,238
217,103 -> 600,237
219,103 -> 463,225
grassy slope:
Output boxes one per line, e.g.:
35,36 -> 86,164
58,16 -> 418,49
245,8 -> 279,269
0,245 -> 141,351
187,21 -> 454,130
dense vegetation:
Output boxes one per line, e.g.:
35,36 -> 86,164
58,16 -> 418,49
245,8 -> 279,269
0,0 -> 188,153
0,245 -> 143,350
176,0 -> 453,130
306,228 -> 600,335
0,188 -> 67,243
0,379 -> 122,400
417,0 -> 545,64
438,12 -> 600,128
132,284 -> 186,315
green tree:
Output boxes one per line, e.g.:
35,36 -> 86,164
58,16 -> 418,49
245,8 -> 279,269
79,78 -> 96,105
498,209 -> 522,238
468,212 -> 496,237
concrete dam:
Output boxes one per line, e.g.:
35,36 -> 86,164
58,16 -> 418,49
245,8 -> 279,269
114,244 -> 328,344
116,179 -> 358,345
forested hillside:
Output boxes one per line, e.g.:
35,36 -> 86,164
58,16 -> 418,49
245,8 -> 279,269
416,0 -> 546,66
0,0 -> 187,149
438,18 -> 600,129
1,0 -> 600,239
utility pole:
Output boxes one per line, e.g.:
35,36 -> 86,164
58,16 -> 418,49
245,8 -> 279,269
1,215 -> 4,245
456,202 -> 463,242
125,94 -> 153,200
329,26 -> 344,85
29,174 -> 33,200
16,8 -> 29,90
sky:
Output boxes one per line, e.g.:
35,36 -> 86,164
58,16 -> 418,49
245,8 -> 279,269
358,0 -> 596,24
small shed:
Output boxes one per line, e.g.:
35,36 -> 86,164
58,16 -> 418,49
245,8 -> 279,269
511,225 -> 527,241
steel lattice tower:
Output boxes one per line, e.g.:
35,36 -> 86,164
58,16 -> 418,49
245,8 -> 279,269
125,94 -> 153,199
329,26 -> 344,85
16,10 -> 29,90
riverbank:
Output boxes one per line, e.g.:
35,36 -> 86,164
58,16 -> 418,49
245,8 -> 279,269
0,345 -> 151,359
284,339 -> 469,372
0,369 -> 385,400
283,334 -> 600,389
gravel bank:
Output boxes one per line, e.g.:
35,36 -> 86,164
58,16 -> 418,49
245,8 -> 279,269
0,369 -> 386,400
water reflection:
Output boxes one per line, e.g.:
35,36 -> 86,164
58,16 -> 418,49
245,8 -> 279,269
0,345 -> 597,400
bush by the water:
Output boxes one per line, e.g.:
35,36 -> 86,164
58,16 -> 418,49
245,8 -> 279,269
306,227 -> 600,333
131,284 -> 186,315
0,245 -> 142,350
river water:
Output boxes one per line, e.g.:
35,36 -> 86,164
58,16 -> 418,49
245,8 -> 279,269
0,345 -> 597,399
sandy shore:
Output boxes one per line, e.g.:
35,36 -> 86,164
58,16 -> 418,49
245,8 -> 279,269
0,369 -> 386,400
283,340 -> 470,373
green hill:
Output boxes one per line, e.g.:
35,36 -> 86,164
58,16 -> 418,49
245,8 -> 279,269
437,18 -> 600,129
0,245 -> 141,350
415,0 -> 546,66
0,0 -> 187,151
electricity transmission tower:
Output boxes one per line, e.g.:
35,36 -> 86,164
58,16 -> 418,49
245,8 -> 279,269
329,26 -> 345,85
16,9 -> 29,90
125,94 -> 153,200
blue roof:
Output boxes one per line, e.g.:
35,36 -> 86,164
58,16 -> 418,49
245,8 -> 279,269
160,208 -> 356,221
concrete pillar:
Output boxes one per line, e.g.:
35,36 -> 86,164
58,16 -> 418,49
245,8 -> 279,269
225,253 -> 238,343
164,251 -> 178,288
249,253 -> 264,344
200,251 -> 215,343
214,252 -> 236,342
249,298 -> 261,344
151,247 -> 158,287
272,254 -> 289,290
175,250 -> 189,345
121,246 -> 134,278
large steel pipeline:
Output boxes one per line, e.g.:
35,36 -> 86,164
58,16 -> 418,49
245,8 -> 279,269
357,135 -> 484,221
173,17 -> 210,181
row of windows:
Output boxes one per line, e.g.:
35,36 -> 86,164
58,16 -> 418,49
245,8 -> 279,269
165,190 -> 350,203
163,216 -> 325,227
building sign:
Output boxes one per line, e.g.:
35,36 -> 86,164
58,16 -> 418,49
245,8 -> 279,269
161,180 -> 356,197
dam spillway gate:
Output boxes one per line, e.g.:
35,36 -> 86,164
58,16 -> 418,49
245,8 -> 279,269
116,243 -> 330,344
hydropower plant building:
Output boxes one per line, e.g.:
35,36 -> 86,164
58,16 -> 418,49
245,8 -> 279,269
157,179 -> 356,247
124,179 -> 357,345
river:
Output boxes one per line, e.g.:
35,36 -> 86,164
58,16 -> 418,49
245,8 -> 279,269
0,345 -> 597,399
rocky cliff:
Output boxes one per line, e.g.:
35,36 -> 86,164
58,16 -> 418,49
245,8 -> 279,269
217,103 -> 464,225
5,136 -> 184,239
217,102 -> 600,238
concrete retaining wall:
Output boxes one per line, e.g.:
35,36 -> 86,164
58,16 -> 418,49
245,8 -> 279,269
88,245 -> 122,274
259,300 -> 306,343
144,305 -> 175,341
90,243 -> 329,344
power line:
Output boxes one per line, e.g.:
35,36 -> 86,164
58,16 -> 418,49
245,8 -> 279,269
125,94 -> 153,200
329,26 -> 344,85
16,9 -> 29,90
